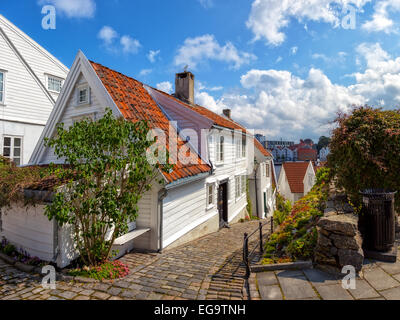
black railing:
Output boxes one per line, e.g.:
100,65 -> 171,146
243,217 -> 274,278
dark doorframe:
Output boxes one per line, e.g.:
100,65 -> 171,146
218,182 -> 228,229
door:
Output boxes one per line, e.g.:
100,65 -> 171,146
264,192 -> 268,218
218,182 -> 228,228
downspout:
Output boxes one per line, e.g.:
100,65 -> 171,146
158,188 -> 168,253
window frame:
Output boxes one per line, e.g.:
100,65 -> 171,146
46,74 -> 64,93
242,135 -> 247,158
206,183 -> 215,209
216,135 -> 224,164
77,85 -> 90,106
0,70 -> 6,105
235,174 -> 247,200
2,135 -> 23,166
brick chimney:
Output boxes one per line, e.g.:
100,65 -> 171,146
223,109 -> 231,119
175,71 -> 195,105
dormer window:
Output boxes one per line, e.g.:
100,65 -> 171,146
47,75 -> 63,93
77,85 -> 90,105
242,135 -> 246,158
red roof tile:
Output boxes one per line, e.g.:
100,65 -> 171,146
90,61 -> 211,183
282,162 -> 310,194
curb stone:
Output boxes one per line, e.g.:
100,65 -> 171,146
251,261 -> 313,272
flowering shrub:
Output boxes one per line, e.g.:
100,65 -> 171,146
262,168 -> 330,264
329,106 -> 400,210
0,237 -> 45,266
68,260 -> 130,281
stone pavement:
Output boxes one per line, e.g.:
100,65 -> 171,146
0,220 -> 268,300
254,254 -> 400,300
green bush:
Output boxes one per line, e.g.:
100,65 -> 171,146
329,106 -> 400,210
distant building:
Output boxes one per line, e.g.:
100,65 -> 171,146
267,140 -> 295,149
297,148 -> 317,161
277,161 -> 316,203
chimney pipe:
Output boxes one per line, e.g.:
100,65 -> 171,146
223,109 -> 231,119
175,71 -> 195,105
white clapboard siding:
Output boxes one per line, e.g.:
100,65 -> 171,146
0,204 -> 54,262
41,74 -> 107,164
163,179 -> 209,245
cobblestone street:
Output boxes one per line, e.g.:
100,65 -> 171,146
0,220 -> 267,300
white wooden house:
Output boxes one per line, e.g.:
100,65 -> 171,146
1,51 -> 256,267
0,15 -> 69,165
277,161 -> 316,203
249,139 -> 277,219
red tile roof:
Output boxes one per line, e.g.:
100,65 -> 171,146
282,162 -> 310,194
90,61 -> 211,183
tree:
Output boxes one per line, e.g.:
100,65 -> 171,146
45,109 -> 173,266
328,106 -> 400,210
317,136 -> 331,153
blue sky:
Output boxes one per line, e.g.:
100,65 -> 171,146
2,0 -> 400,141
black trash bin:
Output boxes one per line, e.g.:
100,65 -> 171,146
359,189 -> 397,252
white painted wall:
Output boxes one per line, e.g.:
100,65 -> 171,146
0,204 -> 55,262
0,15 -> 68,165
303,163 -> 316,195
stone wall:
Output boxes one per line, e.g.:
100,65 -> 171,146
315,214 -> 364,274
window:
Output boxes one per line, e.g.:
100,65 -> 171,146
0,71 -> 4,104
236,137 -> 241,158
242,135 -> 246,158
241,175 -> 246,195
207,184 -> 215,208
266,163 -> 270,177
235,175 -> 246,199
216,136 -> 224,163
77,86 -> 90,105
3,136 -> 22,166
47,75 -> 63,93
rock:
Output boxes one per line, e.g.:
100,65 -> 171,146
330,247 -> 338,256
318,214 -> 358,237
318,227 -> 331,237
324,208 -> 338,217
330,233 -> 363,251
314,251 -> 337,266
0,252 -> 16,265
317,233 -> 332,248
338,248 -> 364,272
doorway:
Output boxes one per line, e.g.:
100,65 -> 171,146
218,182 -> 228,229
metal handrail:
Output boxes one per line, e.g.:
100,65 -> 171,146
243,216 -> 274,278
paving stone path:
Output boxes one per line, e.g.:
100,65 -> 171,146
0,220 -> 268,300
253,254 -> 400,300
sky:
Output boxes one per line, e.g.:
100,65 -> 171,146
1,0 -> 400,142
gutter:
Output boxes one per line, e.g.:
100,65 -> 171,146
254,164 -> 259,218
158,188 -> 168,253
165,172 -> 210,190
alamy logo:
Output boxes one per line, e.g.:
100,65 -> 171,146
342,265 -> 356,290
41,265 -> 56,290
341,5 -> 356,30
41,5 -> 56,30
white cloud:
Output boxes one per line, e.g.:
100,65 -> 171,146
156,81 -> 173,94
290,46 -> 298,55
362,0 -> 400,33
198,0 -> 214,9
147,50 -> 160,63
98,26 -> 118,46
98,26 -> 141,55
191,42 -> 400,140
174,34 -> 256,70
139,69 -> 152,77
120,35 -> 141,54
246,0 -> 370,46
38,0 -> 96,18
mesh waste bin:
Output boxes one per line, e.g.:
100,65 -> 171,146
359,189 -> 397,252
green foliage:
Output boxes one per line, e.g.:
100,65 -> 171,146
45,109 -> 173,266
0,156 -> 53,209
263,173 -> 328,263
274,193 -> 292,226
68,260 -> 129,281
329,106 -> 400,210
246,178 -> 253,217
